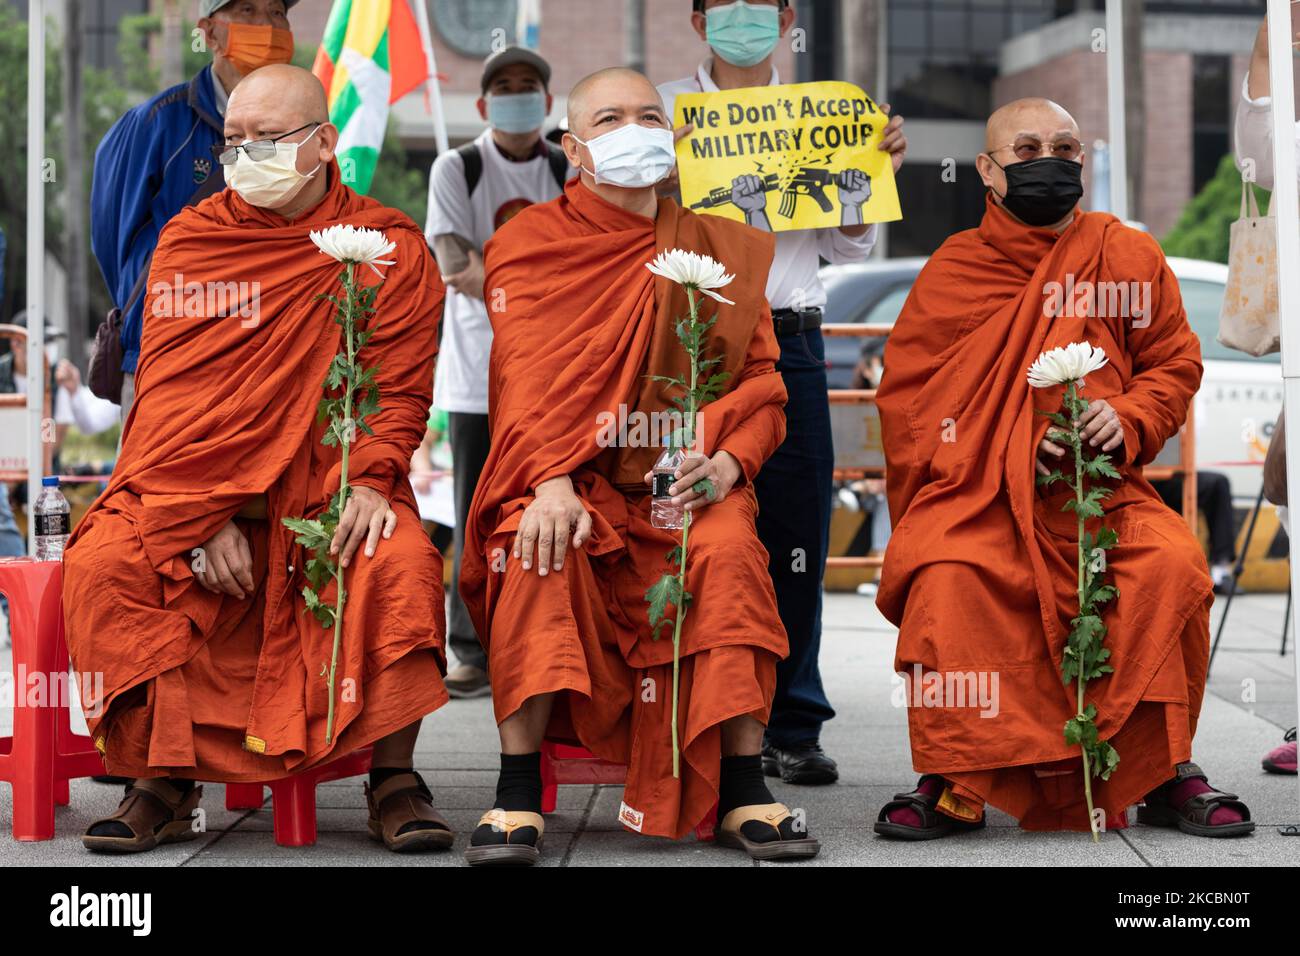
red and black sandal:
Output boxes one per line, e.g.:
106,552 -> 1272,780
1136,762 -> 1255,838
873,775 -> 987,841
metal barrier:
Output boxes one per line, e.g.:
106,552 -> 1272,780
823,322 -> 1198,570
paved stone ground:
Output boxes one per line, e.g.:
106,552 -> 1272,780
1,589 -> 1297,866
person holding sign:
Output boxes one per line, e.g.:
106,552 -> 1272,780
872,97 -> 1253,838
659,0 -> 908,788
460,67 -> 819,865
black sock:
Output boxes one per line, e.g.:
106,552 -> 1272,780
719,755 -> 806,843
718,754 -> 774,818
171,778 -> 195,796
369,766 -> 414,792
495,751 -> 542,812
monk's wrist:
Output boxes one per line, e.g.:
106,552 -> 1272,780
534,475 -> 574,499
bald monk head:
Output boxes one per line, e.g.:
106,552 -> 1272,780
976,97 -> 1086,231
222,63 -> 339,219
561,68 -> 675,209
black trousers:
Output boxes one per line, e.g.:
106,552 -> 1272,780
1150,471 -> 1236,566
448,411 -> 491,669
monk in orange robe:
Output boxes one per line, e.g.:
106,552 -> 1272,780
65,66 -> 454,854
459,68 -> 818,865
873,98 -> 1253,838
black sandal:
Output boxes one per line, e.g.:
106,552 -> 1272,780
1136,762 -> 1255,838
873,775 -> 987,841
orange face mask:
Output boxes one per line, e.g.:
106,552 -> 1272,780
219,22 -> 294,75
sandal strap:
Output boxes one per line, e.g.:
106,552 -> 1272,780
1171,761 -> 1207,785
1178,790 -> 1249,825
478,808 -> 544,836
878,776 -> 946,827
93,780 -> 202,838
364,772 -> 451,842
719,802 -> 792,834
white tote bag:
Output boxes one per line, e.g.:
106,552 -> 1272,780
1218,180 -> 1280,357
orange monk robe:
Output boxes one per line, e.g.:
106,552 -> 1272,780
62,162 -> 449,781
461,179 -> 789,839
876,195 -> 1210,830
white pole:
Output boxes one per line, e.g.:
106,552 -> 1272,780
1105,0 -> 1129,221
411,0 -> 449,154
26,0 -> 45,554
1266,0 -> 1300,834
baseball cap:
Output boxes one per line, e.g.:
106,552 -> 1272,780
200,0 -> 299,18
480,45 -> 552,94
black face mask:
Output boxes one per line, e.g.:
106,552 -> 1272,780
991,156 -> 1084,227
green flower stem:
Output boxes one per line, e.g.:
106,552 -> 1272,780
1069,384 -> 1099,842
666,286 -> 702,779
324,262 -> 357,746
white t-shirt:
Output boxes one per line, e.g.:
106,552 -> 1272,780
657,58 -> 878,312
425,128 -> 566,414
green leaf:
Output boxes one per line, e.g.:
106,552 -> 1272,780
645,573 -> 682,637
692,477 -> 717,502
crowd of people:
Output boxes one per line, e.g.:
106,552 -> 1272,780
5,0 -> 1294,863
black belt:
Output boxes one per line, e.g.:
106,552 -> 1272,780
772,307 -> 822,337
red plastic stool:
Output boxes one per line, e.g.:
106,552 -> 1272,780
224,746 -> 373,846
0,558 -> 107,841
541,740 -> 717,841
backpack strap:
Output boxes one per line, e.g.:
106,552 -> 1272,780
457,142 -> 483,197
545,142 -> 569,190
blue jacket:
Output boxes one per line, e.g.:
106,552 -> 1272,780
91,67 -> 225,374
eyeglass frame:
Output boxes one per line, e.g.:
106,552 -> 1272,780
212,122 -> 322,166
985,135 -> 1085,164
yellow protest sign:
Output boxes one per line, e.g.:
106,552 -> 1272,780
673,80 -> 901,233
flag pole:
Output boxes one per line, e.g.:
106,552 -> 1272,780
26,0 -> 46,552
1266,0 -> 1300,836
1104,0 -> 1129,222
411,0 -> 449,154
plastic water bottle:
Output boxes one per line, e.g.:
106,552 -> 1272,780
650,446 -> 687,530
34,476 -> 70,561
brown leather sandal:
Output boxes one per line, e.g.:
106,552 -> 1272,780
715,802 -> 821,860
82,778 -> 203,854
464,808 -> 545,866
364,771 -> 455,852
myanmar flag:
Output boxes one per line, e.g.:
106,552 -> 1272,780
312,0 -> 430,195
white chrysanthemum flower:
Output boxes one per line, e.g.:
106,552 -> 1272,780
310,224 -> 396,276
646,249 -> 736,305
1027,341 -> 1109,388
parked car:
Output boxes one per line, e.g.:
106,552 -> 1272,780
819,255 -> 1280,500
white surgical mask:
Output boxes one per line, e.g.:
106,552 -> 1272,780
570,122 -> 676,188
224,124 -> 322,209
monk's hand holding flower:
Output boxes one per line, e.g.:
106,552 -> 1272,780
515,475 -> 593,576
1079,398 -> 1125,452
197,520 -> 255,599
644,450 -> 742,511
330,485 -> 397,569
1035,429 -> 1069,477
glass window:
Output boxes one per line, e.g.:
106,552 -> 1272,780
1179,277 -> 1279,364
862,284 -> 915,327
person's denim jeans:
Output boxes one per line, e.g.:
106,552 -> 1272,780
754,328 -> 836,746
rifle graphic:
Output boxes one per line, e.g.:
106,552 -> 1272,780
689,173 -> 779,210
778,167 -> 835,219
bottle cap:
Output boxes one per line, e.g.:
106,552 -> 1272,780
42,476 -> 59,487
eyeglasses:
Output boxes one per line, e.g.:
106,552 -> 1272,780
988,135 -> 1084,163
212,123 -> 319,165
